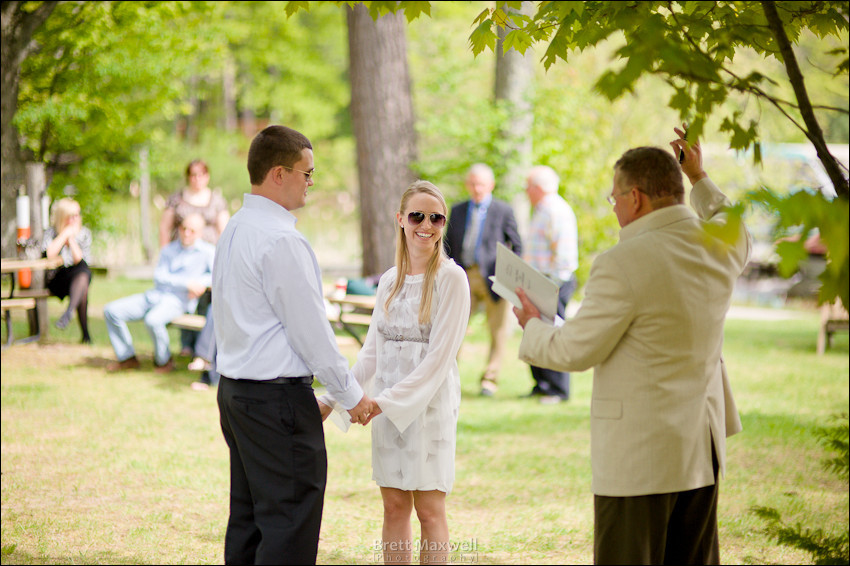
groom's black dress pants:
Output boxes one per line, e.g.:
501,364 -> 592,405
218,376 -> 327,565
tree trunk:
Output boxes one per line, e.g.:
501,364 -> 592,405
761,0 -> 849,199
25,162 -> 49,342
1,1 -> 58,257
240,107 -> 257,139
222,57 -> 238,133
347,4 -> 417,277
495,1 -> 536,231
139,148 -> 153,263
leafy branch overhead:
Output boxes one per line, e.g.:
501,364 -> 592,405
465,0 -> 849,310
285,1 -> 848,192
467,1 -> 848,195
284,0 -> 849,309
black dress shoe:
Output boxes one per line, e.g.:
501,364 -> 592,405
520,389 -> 543,398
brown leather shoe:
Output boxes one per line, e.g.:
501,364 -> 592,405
154,358 -> 175,373
107,356 -> 140,372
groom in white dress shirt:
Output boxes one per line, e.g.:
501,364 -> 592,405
213,125 -> 372,565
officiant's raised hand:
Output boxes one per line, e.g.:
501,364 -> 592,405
512,287 -> 541,329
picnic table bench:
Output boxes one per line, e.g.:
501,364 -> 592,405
817,299 -> 850,355
325,293 -> 375,347
168,313 -> 207,333
1,256 -> 63,347
167,292 -> 376,348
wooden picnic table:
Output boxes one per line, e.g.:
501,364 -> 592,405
326,292 -> 376,347
1,256 -> 63,275
1,256 -> 63,346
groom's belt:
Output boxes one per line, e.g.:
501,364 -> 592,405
265,376 -> 314,385
222,375 -> 313,385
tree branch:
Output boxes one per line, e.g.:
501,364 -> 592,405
761,0 -> 848,198
667,2 -> 849,193
668,6 -> 811,139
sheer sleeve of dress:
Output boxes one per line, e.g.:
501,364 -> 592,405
375,261 -> 470,434
319,269 -> 389,432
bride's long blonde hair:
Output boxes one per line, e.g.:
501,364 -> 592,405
384,180 -> 448,325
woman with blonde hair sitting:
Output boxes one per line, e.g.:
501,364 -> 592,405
42,198 -> 93,343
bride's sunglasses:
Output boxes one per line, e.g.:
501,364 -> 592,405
407,211 -> 446,228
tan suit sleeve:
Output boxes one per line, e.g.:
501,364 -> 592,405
519,250 -> 635,373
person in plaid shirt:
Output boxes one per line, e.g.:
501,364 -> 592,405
523,165 -> 578,404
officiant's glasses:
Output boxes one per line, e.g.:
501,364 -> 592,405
407,211 -> 446,228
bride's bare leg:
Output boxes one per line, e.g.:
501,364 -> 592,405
381,487 -> 414,564
413,490 -> 448,564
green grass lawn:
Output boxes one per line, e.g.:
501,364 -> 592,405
1,274 -> 847,564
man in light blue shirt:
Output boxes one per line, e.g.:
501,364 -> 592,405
213,125 -> 371,565
104,213 -> 214,373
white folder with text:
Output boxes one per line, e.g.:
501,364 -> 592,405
488,242 -> 560,325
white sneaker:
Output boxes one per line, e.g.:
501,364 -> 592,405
539,395 -> 563,405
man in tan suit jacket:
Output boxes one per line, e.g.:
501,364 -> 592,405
513,127 -> 751,565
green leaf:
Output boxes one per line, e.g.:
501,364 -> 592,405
542,22 -> 572,70
502,29 -> 534,55
469,20 -> 498,56
594,51 -> 651,100
668,87 -> 692,115
284,1 -> 310,17
776,239 -> 810,278
563,1 -> 585,17
719,116 -> 757,152
366,1 -> 403,20
471,7 -> 492,26
400,1 -> 431,23
491,7 -> 508,28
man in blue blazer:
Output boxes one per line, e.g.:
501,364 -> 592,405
444,163 -> 523,396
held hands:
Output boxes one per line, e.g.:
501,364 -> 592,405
347,395 -> 382,426
512,287 -> 541,329
317,395 -> 381,426
362,399 -> 382,425
670,123 -> 707,185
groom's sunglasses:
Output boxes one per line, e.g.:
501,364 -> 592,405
407,211 -> 446,228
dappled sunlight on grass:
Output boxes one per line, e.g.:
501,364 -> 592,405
1,277 -> 846,564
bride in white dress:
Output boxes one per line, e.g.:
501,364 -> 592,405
319,180 -> 470,564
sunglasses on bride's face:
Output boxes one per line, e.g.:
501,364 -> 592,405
407,211 -> 446,228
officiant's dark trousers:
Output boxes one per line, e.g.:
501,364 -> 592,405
218,376 -> 327,565
593,444 -> 720,565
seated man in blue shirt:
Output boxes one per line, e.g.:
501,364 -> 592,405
104,213 -> 215,372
